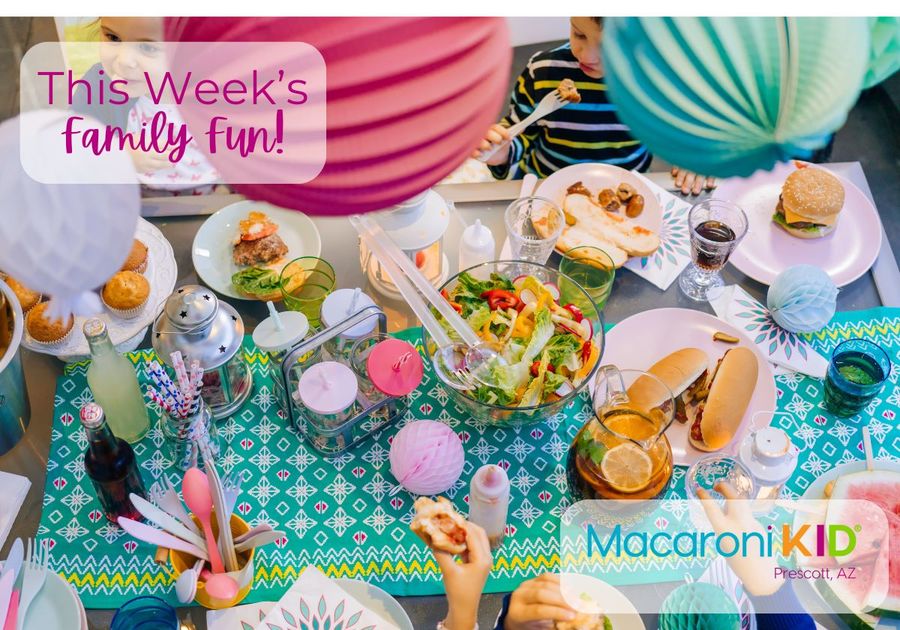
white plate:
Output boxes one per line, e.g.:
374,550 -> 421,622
336,578 -> 413,630
536,162 -> 664,238
797,459 -> 900,503
791,459 -> 900,622
720,161 -> 883,287
599,308 -> 778,466
560,573 -> 646,628
192,200 -> 321,301
21,218 -> 178,362
21,570 -> 83,630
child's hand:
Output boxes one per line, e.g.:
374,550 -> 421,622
128,148 -> 171,174
472,124 -> 512,165
504,574 -> 578,630
697,481 -> 780,597
671,167 -> 717,195
433,522 -> 493,630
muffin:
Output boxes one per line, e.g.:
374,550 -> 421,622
26,302 -> 74,345
102,271 -> 150,319
120,239 -> 149,274
4,277 -> 41,312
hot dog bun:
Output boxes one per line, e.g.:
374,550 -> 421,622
689,347 -> 758,451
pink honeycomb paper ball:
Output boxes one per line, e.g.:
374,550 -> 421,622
389,420 -> 465,495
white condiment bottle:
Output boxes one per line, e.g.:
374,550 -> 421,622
458,219 -> 495,272
468,464 -> 510,550
738,427 -> 799,514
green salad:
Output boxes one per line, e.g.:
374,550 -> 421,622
440,272 -> 600,407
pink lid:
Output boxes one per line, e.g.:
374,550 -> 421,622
297,361 -> 358,415
366,338 -> 424,397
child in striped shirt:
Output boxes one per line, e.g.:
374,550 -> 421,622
478,17 -> 716,194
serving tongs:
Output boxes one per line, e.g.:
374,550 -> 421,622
349,214 -> 505,391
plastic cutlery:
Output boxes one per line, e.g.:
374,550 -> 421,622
1,539 -> 23,630
0,572 -> 13,630
477,90 -> 569,162
203,461 -> 237,573
151,480 -> 203,538
233,523 -> 273,545
17,538 -> 49,630
116,517 -> 209,561
221,470 -> 243,518
233,530 -> 285,554
174,558 -> 204,604
181,468 -> 225,573
130,493 -> 208,550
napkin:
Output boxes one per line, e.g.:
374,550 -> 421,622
208,602 -> 275,630
709,285 -> 829,378
0,471 -> 30,548
623,178 -> 694,290
254,565 -> 400,630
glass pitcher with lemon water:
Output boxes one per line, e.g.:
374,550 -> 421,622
568,366 -> 675,500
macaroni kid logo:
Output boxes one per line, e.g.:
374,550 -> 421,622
586,522 -> 860,559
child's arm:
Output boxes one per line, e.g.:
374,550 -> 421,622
480,59 -> 544,179
432,522 -> 493,630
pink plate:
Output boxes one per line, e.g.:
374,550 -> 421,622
720,161 -> 882,287
597,308 -> 777,467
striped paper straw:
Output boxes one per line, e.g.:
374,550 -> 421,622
170,351 -> 192,401
144,386 -> 172,415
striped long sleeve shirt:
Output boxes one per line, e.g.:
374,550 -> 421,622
488,43 -> 651,180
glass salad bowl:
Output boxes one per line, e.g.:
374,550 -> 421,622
423,260 -> 605,426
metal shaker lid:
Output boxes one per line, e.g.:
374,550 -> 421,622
153,285 -> 245,370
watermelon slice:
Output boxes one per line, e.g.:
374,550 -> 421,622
824,470 -> 900,617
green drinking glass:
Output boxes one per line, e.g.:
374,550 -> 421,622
559,246 -> 616,311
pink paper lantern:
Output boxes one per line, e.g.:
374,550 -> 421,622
164,17 -> 511,216
389,420 -> 465,496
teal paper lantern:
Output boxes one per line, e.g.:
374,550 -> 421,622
659,583 -> 741,630
602,18 -> 874,177
863,17 -> 900,89
767,264 -> 838,333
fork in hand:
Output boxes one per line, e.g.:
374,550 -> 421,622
477,88 -> 570,162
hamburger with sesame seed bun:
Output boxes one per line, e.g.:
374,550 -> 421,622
772,166 -> 844,239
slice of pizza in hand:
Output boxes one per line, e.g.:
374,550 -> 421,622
410,496 -> 469,555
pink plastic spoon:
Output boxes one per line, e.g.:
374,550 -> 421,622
182,468 -> 225,573
204,572 -> 239,602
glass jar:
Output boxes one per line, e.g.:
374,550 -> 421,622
320,288 -> 377,361
160,399 -> 220,471
252,305 -> 315,417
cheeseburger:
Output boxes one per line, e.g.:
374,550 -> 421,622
773,167 -> 844,239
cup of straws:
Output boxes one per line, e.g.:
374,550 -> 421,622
145,351 -> 221,471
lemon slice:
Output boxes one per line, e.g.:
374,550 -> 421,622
600,443 -> 653,493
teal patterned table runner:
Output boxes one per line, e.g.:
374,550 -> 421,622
36,308 -> 899,608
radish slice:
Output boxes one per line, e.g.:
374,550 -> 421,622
555,381 -> 574,396
519,288 -> 538,306
543,282 -> 560,301
580,318 -> 594,341
513,275 -> 529,289
556,320 -> 580,338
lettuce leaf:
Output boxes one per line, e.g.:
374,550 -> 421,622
522,308 -> 554,363
543,371 -> 568,398
466,304 -> 492,331
544,334 -> 583,367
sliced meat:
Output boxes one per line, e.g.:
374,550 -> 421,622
232,233 -> 288,266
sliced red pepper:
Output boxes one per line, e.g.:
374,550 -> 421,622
563,303 -> 584,323
580,340 -> 592,364
441,289 -> 464,313
530,361 -> 555,378
481,289 -> 520,311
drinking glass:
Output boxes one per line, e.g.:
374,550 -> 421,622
504,196 -> 564,264
678,200 -> 748,301
559,246 -> 616,311
111,596 -> 177,630
280,257 -> 336,327
823,339 -> 891,417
